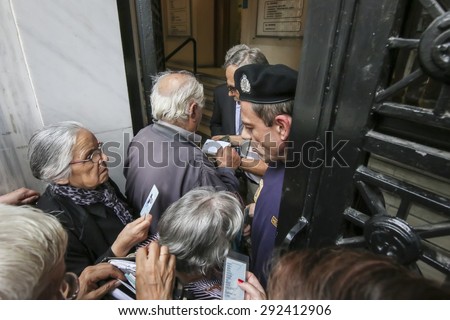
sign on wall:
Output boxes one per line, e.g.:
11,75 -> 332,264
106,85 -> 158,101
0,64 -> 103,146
167,0 -> 191,36
256,0 -> 304,38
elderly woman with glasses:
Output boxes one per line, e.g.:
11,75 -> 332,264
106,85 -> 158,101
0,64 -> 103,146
29,121 -> 151,275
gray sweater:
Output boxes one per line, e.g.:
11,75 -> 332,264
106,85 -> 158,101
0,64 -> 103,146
124,121 -> 239,233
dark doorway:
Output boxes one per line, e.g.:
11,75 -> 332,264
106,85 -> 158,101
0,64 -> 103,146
214,0 -> 241,67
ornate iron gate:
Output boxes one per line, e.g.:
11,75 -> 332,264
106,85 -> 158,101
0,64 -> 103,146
279,0 -> 450,281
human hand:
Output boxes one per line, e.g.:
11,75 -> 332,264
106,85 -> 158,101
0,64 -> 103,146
211,135 -> 243,147
237,271 -> 267,300
0,188 -> 40,205
77,263 -> 125,300
215,146 -> 241,169
136,241 -> 176,300
112,215 -> 152,257
247,203 -> 255,218
211,135 -> 227,141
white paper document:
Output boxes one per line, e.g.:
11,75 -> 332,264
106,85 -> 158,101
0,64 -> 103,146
202,139 -> 231,156
140,185 -> 159,217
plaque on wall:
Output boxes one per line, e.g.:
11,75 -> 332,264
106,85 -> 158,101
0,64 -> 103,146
167,0 -> 191,36
256,0 -> 304,38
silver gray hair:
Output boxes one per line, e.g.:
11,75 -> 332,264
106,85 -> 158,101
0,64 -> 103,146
223,44 -> 269,68
158,187 -> 244,276
0,204 -> 67,299
28,121 -> 85,182
150,70 -> 204,122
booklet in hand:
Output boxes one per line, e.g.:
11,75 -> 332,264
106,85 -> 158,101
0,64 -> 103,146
201,139 -> 231,156
222,251 -> 249,300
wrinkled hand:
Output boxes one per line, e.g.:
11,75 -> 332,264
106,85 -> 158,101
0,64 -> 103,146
136,242 -> 176,300
215,146 -> 241,169
112,215 -> 152,257
0,188 -> 40,205
77,263 -> 125,300
237,271 -> 267,300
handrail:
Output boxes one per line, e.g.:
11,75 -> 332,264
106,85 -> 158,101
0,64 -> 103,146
165,37 -> 197,75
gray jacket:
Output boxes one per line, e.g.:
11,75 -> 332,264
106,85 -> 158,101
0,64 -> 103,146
124,121 -> 239,233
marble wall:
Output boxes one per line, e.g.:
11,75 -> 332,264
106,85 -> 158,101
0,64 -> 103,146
0,0 -> 133,194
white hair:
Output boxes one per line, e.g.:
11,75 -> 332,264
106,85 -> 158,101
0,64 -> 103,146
150,70 -> 204,122
0,204 -> 67,299
28,121 -> 85,182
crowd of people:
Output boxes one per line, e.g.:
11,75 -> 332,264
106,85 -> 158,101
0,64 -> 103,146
1,44 -> 449,300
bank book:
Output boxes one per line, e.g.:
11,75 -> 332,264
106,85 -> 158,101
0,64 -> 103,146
201,139 -> 231,156
107,257 -> 137,300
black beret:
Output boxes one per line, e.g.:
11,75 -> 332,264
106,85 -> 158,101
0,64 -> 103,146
234,64 -> 298,104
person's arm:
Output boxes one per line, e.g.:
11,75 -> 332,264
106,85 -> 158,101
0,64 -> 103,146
0,187 -> 40,205
136,242 -> 176,300
211,134 -> 243,147
111,215 -> 152,257
77,263 -> 125,300
215,146 -> 241,170
211,137 -> 268,176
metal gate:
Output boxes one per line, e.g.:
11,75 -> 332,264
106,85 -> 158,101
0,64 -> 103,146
278,0 -> 450,281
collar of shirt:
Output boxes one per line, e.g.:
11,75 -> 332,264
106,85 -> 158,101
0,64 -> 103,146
235,101 -> 242,135
157,120 -> 202,147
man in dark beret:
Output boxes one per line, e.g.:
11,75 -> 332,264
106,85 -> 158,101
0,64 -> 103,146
234,63 -> 298,288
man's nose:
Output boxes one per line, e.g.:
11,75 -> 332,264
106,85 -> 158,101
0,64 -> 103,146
241,127 -> 251,140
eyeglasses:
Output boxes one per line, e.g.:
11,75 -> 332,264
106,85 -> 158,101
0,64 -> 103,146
60,272 -> 79,300
69,142 -> 104,165
227,85 -> 237,93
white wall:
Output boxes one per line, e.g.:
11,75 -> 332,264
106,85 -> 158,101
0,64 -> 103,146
162,0 -> 215,68
0,0 -> 132,194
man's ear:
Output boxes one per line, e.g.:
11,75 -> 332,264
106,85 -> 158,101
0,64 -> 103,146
274,115 -> 292,141
188,102 -> 198,121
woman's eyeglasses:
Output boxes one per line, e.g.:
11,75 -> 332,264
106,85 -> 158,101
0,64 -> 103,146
70,142 -> 104,165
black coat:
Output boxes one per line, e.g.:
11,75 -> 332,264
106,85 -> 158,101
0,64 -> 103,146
36,180 -> 136,275
209,84 -> 237,136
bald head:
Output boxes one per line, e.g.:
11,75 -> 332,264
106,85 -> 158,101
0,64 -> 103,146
157,72 -> 191,96
151,70 -> 205,123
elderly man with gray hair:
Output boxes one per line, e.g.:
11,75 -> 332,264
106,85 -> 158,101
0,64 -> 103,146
210,44 -> 269,206
125,71 -> 241,234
